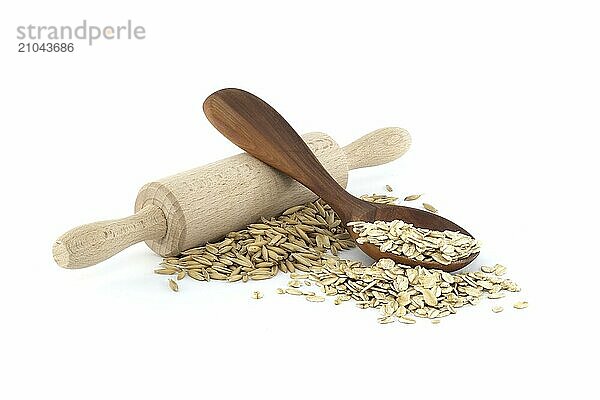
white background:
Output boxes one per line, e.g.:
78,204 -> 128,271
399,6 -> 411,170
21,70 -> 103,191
0,1 -> 598,399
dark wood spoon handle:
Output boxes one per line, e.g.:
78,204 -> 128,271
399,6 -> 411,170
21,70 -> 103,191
203,88 -> 365,221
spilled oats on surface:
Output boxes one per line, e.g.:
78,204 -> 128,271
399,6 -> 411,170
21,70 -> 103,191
156,194 -> 525,325
403,194 -> 422,201
277,257 -> 520,325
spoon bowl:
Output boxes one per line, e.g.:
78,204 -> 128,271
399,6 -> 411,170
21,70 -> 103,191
203,88 -> 479,272
344,199 -> 478,271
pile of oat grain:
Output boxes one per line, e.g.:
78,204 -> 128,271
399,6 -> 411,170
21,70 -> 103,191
156,198 -> 355,281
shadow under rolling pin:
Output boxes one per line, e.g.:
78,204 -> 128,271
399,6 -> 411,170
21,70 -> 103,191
53,127 -> 411,269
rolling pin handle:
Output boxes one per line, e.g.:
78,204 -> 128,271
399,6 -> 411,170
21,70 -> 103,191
52,204 -> 167,269
342,127 -> 412,170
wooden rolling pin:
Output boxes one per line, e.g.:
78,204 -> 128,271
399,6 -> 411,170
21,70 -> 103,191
53,127 -> 411,268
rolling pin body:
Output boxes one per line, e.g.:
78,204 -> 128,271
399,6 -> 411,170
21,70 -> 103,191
54,128 -> 411,268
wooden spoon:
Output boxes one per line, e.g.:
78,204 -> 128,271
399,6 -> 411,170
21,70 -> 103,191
203,88 -> 479,272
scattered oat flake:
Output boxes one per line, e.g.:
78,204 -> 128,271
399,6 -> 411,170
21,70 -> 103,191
398,316 -> 416,324
378,316 -> 395,324
431,319 -> 441,324
513,301 -> 528,309
288,279 -> 302,288
168,279 -> 178,292
492,306 -> 503,313
494,264 -> 507,276
251,291 -> 263,299
481,265 -> 496,273
422,288 -> 438,306
306,295 -> 325,302
276,288 -> 285,294
385,184 -> 393,192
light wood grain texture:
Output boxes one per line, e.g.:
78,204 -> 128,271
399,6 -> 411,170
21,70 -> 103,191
203,88 -> 477,271
343,127 -> 411,170
52,205 -> 167,269
54,128 -> 411,269
135,128 -> 411,258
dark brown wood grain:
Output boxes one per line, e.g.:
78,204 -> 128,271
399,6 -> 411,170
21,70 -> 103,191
203,88 -> 478,272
